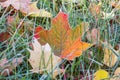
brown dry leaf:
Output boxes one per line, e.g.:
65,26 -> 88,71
110,1 -> 120,9
0,0 -> 52,17
114,68 -> 120,75
0,32 -> 10,42
0,0 -> 30,11
0,57 -> 23,76
89,1 -> 116,20
6,15 -> 20,27
28,38 -> 64,78
86,28 -> 100,44
103,42 -> 118,67
89,2 -> 101,18
110,67 -> 120,80
110,47 -> 120,80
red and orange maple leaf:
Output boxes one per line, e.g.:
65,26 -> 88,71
34,11 -> 92,60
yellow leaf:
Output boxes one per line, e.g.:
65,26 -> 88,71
28,38 -> 64,78
94,69 -> 109,80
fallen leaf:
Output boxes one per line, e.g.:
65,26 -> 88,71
7,15 -> 15,24
6,15 -> 20,27
114,67 -> 120,75
94,69 -> 109,80
89,2 -> 101,18
0,32 -> 10,42
103,42 -> 118,67
0,0 -> 30,11
6,15 -> 34,35
35,11 -> 92,60
86,28 -> 100,44
28,38 -> 64,78
101,10 -> 115,19
110,1 -> 120,9
26,2 -> 52,17
60,38 -> 92,60
0,57 -> 23,76
0,0 -> 52,17
110,67 -> 120,80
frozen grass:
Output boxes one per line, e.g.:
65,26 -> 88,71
0,0 -> 120,80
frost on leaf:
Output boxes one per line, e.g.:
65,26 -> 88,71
35,11 -> 92,60
28,38 -> 64,78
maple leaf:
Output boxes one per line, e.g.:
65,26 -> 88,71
0,0 -> 52,17
0,57 -> 23,76
28,38 -> 64,78
34,11 -> 92,60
